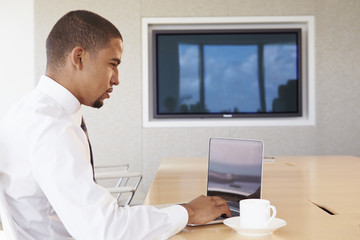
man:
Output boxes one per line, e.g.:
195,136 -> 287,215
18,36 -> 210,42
0,10 -> 230,239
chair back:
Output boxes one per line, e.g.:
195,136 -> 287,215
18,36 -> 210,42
0,188 -> 18,240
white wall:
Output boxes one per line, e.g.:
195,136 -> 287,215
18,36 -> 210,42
0,0 -> 34,119
23,0 -> 360,199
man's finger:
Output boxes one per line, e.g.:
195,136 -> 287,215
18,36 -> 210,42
209,196 -> 231,217
218,204 -> 232,217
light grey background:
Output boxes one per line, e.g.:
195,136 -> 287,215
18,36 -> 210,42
28,0 -> 360,199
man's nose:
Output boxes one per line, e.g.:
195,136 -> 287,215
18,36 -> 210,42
111,71 -> 120,86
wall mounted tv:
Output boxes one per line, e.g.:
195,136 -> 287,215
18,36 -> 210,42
153,28 -> 302,119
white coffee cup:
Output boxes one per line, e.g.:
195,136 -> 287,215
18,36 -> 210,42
240,199 -> 277,228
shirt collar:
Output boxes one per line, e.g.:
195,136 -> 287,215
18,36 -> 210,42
36,75 -> 82,124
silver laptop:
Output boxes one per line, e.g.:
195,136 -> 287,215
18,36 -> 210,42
190,137 -> 264,226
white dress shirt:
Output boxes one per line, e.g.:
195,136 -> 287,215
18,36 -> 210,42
0,76 -> 188,240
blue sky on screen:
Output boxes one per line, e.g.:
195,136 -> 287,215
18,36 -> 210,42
178,43 -> 297,112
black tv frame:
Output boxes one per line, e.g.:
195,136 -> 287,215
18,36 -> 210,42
152,28 -> 302,119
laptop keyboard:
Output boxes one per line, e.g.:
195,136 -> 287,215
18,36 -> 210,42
227,201 -> 240,216
227,201 -> 239,209
215,201 -> 240,220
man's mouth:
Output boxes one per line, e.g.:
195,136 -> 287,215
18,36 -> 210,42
105,88 -> 113,98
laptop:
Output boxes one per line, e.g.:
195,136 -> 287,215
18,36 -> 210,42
189,137 -> 264,226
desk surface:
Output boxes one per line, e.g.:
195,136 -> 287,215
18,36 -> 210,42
144,156 -> 360,239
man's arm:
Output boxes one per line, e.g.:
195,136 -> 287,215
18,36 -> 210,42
181,195 -> 231,225
32,119 -> 189,240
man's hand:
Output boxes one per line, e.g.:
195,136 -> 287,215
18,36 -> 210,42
181,195 -> 231,225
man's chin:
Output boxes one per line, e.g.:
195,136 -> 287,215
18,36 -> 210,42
92,99 -> 104,109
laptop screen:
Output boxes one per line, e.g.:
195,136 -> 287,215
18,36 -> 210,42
207,138 -> 264,203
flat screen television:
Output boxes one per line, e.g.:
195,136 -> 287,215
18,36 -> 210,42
153,28 -> 302,119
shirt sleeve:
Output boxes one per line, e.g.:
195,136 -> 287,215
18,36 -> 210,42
31,118 -> 188,240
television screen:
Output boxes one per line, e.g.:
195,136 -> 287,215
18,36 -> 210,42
153,29 -> 302,118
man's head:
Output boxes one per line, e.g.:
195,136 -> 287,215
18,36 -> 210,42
45,10 -> 123,108
46,10 -> 122,72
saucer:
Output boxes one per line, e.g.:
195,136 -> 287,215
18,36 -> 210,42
223,217 -> 287,237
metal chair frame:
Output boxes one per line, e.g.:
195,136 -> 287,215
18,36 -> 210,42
95,164 -> 142,206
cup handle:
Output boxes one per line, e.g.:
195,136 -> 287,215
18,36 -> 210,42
266,205 -> 277,225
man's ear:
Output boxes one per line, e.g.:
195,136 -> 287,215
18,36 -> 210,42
70,46 -> 85,70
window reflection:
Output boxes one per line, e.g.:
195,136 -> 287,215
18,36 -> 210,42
157,32 -> 299,116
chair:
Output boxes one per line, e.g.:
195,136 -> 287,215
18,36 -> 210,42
94,164 -> 142,206
0,188 -> 18,240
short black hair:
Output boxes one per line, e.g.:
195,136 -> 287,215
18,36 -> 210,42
46,10 -> 122,71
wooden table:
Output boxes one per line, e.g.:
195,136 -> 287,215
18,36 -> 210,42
144,156 -> 360,239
